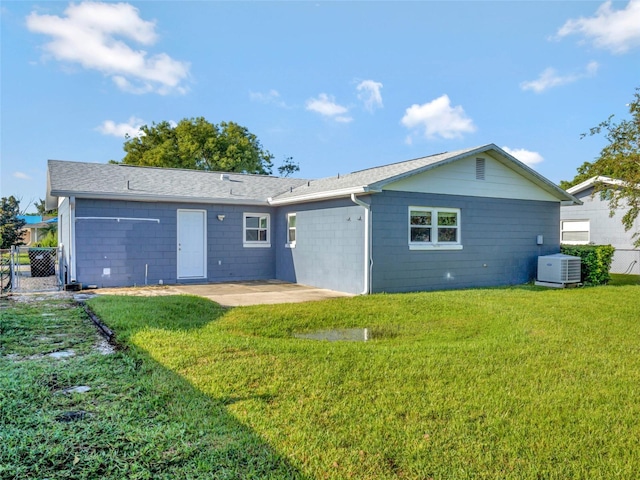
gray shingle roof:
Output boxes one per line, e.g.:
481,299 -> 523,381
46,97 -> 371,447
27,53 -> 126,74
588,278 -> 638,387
46,144 -> 578,208
269,144 -> 576,204
269,146 -> 479,203
47,161 -> 309,207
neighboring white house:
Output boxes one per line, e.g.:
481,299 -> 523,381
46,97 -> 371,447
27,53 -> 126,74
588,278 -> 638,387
561,176 -> 640,274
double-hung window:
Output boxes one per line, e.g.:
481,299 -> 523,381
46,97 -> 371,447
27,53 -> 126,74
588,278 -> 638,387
561,220 -> 590,244
409,207 -> 462,250
243,213 -> 270,247
286,213 -> 297,247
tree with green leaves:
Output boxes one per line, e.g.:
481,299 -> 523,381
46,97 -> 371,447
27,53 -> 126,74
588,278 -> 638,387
34,198 -> 57,217
277,156 -> 300,177
561,88 -> 640,246
116,117 -> 277,175
0,196 -> 26,249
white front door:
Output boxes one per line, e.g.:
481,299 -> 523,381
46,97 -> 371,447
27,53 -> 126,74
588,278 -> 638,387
177,210 -> 206,278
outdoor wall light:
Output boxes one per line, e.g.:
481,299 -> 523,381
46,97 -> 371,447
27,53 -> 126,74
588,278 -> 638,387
217,214 -> 225,221
536,234 -> 544,245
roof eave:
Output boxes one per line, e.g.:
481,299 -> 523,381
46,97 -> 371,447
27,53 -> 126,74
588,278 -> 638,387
45,167 -> 58,211
49,190 -> 271,206
268,186 -> 379,205
566,175 -> 621,195
486,145 -> 581,204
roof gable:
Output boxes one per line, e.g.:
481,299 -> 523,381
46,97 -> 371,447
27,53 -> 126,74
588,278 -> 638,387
269,144 -> 578,205
383,153 -> 561,202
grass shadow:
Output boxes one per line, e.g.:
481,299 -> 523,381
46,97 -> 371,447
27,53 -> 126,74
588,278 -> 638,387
107,344 -> 311,479
89,294 -> 226,333
608,273 -> 640,286
2,297 -> 310,479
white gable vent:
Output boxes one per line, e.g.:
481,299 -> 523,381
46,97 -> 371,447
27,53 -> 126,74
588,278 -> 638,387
475,158 -> 485,180
536,253 -> 581,286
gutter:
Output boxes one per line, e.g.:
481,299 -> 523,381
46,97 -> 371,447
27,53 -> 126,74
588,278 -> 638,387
269,186 -> 381,206
49,190 -> 271,207
350,193 -> 371,295
69,196 -> 76,282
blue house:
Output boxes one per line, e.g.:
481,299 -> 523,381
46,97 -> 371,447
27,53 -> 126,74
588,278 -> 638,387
46,144 -> 578,293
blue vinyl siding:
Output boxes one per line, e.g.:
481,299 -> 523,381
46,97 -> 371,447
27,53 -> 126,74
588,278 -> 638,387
370,191 -> 560,293
74,199 -> 275,287
70,192 -> 561,293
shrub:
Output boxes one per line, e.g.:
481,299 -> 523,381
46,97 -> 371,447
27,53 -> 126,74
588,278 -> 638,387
561,244 -> 615,285
34,231 -> 58,248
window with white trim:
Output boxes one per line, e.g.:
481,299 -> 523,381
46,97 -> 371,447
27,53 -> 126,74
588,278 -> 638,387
409,207 -> 462,250
286,213 -> 296,247
243,213 -> 270,247
561,220 -> 590,244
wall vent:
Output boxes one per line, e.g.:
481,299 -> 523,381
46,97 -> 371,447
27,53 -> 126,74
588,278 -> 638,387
475,158 -> 485,180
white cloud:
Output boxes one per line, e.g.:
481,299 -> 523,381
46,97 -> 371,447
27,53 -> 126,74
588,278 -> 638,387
13,172 -> 32,180
520,61 -> 599,93
96,116 -> 144,138
502,146 -> 544,167
306,93 -> 353,123
249,89 -> 288,108
356,80 -> 383,112
26,2 -> 190,95
401,94 -> 476,140
555,0 -> 640,54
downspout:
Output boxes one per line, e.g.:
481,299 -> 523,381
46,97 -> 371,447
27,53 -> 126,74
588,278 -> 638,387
350,193 -> 371,295
69,196 -> 76,282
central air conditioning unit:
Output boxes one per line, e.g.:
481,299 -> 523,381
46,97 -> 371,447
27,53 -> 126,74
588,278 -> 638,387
536,253 -> 581,286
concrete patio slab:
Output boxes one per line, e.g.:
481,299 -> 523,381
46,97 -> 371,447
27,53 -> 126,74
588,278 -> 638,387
93,280 -> 353,307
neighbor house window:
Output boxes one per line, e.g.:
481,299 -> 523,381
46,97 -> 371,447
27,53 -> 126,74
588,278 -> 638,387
561,220 -> 590,244
243,213 -> 270,247
286,213 -> 296,247
409,207 -> 462,250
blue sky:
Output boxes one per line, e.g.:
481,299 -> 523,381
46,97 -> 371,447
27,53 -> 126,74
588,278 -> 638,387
2,1 -> 639,212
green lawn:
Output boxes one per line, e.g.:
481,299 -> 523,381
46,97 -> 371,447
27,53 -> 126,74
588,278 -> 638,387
609,272 -> 640,285
88,281 -> 640,479
3,280 -> 640,479
0,299 -> 302,479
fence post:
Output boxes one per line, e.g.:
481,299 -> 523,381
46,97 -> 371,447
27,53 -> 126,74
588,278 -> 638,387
58,245 -> 64,288
10,245 -> 16,292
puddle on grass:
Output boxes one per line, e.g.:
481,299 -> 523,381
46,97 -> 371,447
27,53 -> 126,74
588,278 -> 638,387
48,350 -> 75,359
294,328 -> 371,342
293,326 -> 402,342
61,385 -> 91,394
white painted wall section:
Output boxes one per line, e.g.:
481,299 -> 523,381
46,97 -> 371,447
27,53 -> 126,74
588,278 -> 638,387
383,153 -> 559,202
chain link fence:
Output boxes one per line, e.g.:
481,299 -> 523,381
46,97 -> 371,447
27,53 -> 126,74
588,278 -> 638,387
1,249 -> 11,295
9,246 -> 62,293
611,249 -> 640,275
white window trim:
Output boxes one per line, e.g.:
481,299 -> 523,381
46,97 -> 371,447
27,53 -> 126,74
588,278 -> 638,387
286,212 -> 297,248
243,212 -> 271,248
408,206 -> 463,251
560,219 -> 590,245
